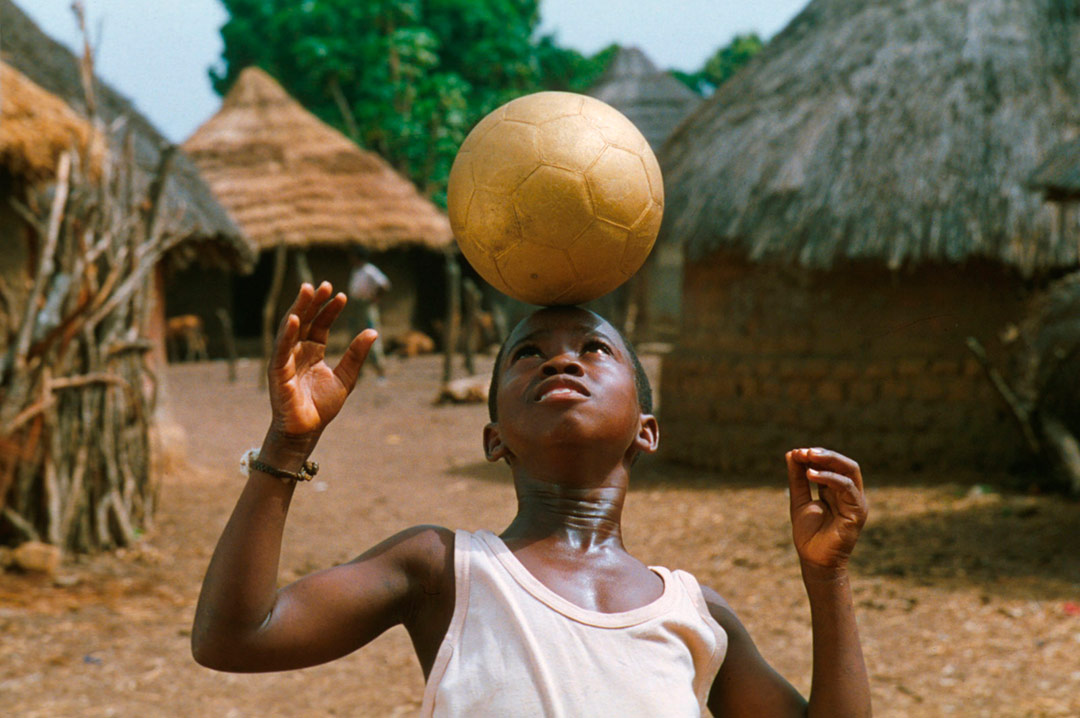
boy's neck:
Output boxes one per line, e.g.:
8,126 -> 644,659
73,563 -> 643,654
502,474 -> 627,552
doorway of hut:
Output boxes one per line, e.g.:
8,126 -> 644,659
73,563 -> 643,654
230,247 -> 449,357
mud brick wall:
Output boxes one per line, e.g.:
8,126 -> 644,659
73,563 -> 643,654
660,251 -> 1029,474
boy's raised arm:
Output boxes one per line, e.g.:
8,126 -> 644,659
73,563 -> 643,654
707,447 -> 871,717
191,282 -> 445,673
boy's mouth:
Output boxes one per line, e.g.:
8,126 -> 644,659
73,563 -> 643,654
534,377 -> 590,402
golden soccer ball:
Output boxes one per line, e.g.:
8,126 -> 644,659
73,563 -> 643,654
447,91 -> 663,306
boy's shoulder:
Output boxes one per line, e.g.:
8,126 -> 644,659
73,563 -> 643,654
388,524 -> 455,571
696,583 -> 754,640
375,525 -> 456,612
356,524 -> 456,590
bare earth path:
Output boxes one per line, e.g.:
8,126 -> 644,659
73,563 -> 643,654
2,354 -> 1079,717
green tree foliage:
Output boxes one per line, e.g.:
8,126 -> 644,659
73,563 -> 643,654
211,0 -> 612,205
535,40 -> 618,93
673,32 -> 764,96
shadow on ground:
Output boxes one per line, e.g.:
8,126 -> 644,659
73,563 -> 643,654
853,494 -> 1080,601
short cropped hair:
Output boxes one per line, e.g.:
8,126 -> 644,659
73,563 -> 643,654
487,321 -> 653,421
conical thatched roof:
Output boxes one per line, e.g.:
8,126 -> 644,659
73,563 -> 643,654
1028,136 -> 1080,201
587,47 -> 702,153
0,0 -> 254,272
0,62 -> 101,184
183,67 -> 453,252
661,0 -> 1080,274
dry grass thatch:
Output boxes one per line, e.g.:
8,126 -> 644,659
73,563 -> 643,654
0,62 -> 102,184
587,47 -> 702,153
660,0 -> 1080,274
0,0 -> 254,273
1028,135 -> 1080,201
182,67 -> 454,253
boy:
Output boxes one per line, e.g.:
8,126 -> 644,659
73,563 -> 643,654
193,281 -> 871,717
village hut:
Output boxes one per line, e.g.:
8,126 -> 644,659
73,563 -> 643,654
658,0 -> 1080,474
0,62 -> 98,344
0,0 -> 255,361
1029,135 -> 1080,244
585,46 -> 702,337
0,56 -> 253,551
182,67 -> 454,353
588,47 -> 702,154
1029,136 -> 1080,202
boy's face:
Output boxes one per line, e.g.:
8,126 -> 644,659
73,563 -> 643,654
487,307 -> 655,465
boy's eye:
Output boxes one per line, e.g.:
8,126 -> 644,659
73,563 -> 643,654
512,344 -> 542,361
583,340 -> 612,355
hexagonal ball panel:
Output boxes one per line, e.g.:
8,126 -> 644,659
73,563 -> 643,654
471,120 -> 540,192
496,242 -> 579,306
458,236 -> 511,299
538,115 -> 607,173
563,219 -> 632,304
643,150 -> 664,205
446,150 -> 475,236
460,105 -> 507,152
514,165 -> 594,249
620,200 -> 663,276
586,146 -> 653,229
579,97 -> 651,155
504,91 -> 584,125
465,188 -> 522,259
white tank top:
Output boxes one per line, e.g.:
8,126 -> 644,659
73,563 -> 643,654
420,530 -> 727,717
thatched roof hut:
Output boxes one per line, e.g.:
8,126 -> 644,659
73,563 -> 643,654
0,62 -> 101,185
587,47 -> 702,153
584,47 -> 701,337
182,67 -> 453,252
181,67 -> 453,350
659,0 -> 1080,476
661,0 -> 1080,274
0,0 -> 254,273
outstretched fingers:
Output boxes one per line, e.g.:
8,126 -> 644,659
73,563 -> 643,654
333,329 -> 378,393
306,292 -> 348,345
271,313 -> 301,375
297,282 -> 335,339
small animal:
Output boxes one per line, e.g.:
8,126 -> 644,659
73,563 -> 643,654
387,330 -> 436,358
166,314 -> 209,362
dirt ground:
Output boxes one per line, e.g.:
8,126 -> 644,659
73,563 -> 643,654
2,352 -> 1079,718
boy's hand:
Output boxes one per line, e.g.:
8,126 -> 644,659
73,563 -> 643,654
786,448 -> 868,575
266,282 -> 377,450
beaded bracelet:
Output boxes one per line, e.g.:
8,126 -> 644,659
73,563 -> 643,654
240,447 -> 318,484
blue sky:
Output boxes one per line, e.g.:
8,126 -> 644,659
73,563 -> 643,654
16,0 -> 808,142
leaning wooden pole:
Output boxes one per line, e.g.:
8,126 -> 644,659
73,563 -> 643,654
462,277 -> 480,376
216,308 -> 239,383
442,253 -> 461,384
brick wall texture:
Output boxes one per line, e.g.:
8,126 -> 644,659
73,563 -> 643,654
659,251 -> 1030,473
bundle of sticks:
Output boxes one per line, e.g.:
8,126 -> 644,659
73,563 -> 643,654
0,128 -> 183,552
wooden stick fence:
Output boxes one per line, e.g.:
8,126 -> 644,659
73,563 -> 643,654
0,127 -> 182,552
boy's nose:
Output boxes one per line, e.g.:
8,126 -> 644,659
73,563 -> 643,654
541,353 -> 584,376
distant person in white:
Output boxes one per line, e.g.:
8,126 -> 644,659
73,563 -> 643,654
347,250 -> 390,381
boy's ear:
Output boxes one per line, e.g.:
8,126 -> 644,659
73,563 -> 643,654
483,423 -> 511,463
633,414 -> 660,455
